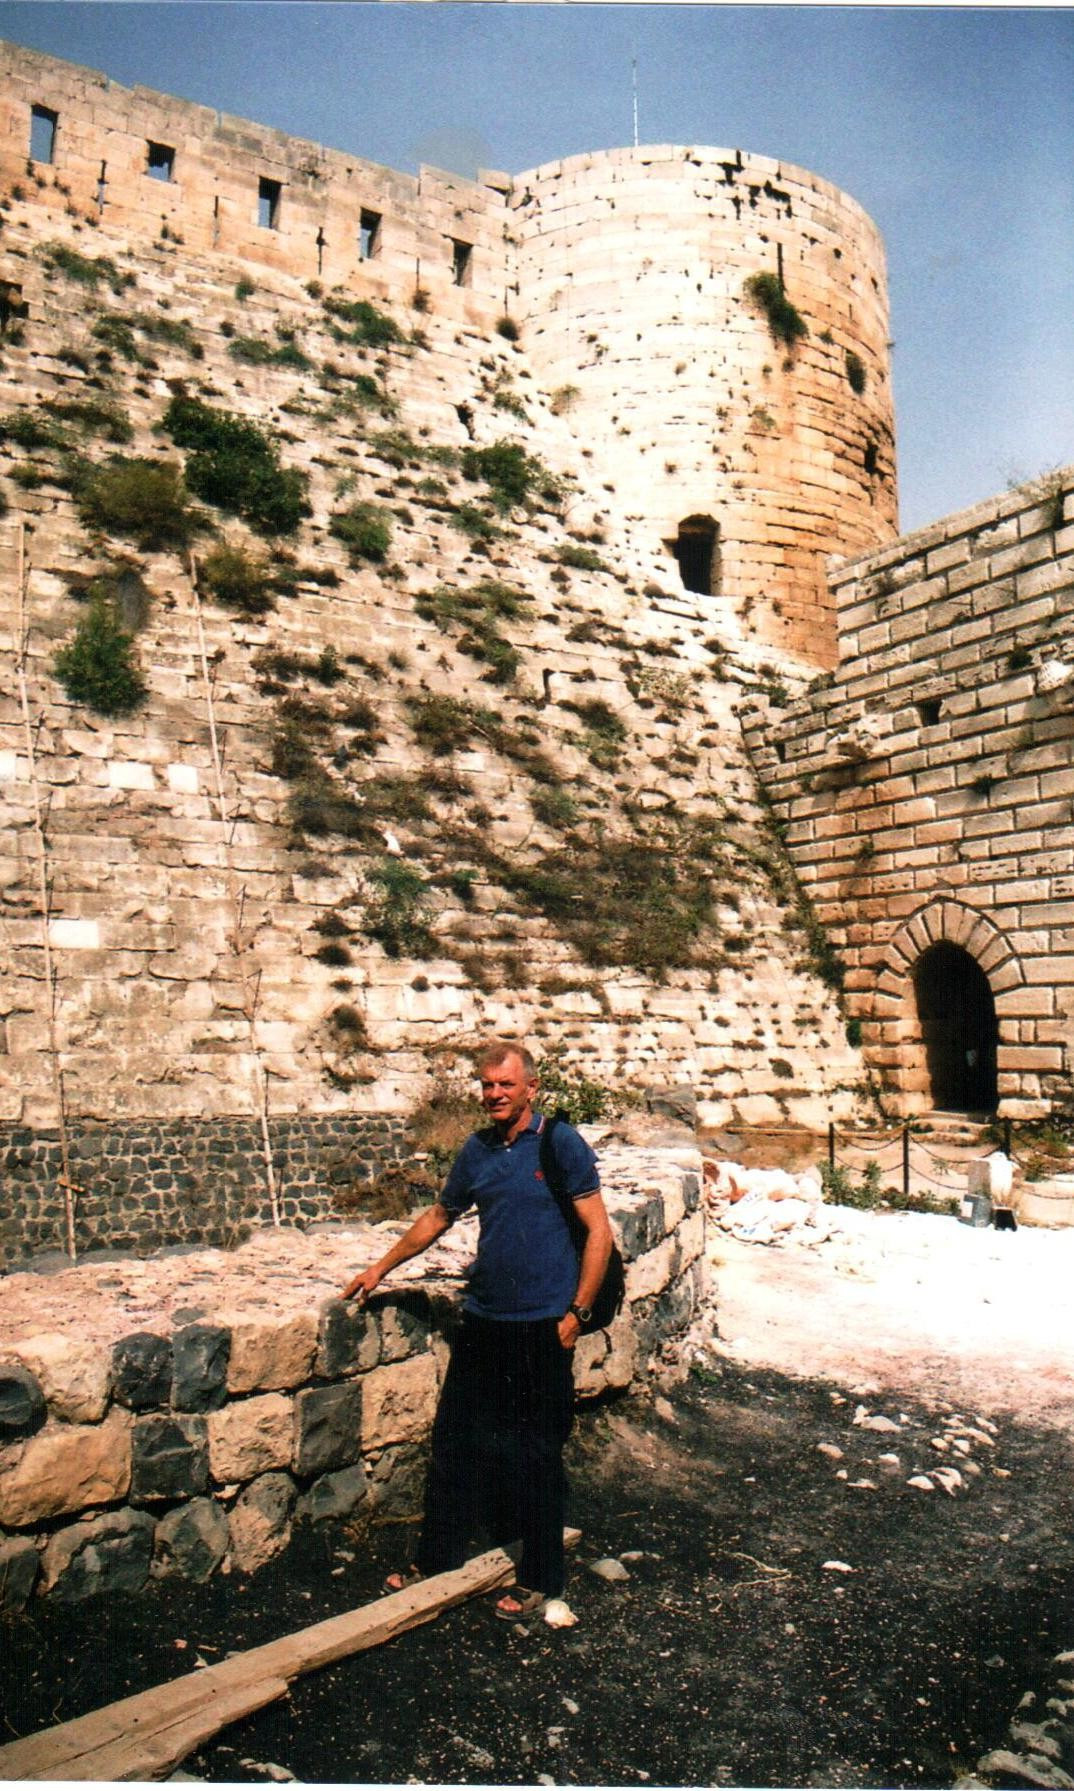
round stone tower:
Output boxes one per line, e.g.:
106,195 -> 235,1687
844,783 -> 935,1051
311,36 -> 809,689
511,145 -> 897,665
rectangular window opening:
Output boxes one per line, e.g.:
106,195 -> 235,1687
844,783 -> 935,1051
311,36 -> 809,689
258,176 -> 282,230
451,238 -> 472,288
30,104 -> 58,166
146,140 -> 175,183
916,697 -> 943,727
359,208 -> 382,260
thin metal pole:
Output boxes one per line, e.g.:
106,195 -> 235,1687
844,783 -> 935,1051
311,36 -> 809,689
903,1123 -> 910,1198
828,1121 -> 835,1169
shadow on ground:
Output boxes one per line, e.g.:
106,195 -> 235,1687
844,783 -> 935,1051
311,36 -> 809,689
3,1359 -> 1073,1787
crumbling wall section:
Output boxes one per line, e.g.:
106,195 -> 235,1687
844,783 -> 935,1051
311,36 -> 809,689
0,1141 -> 705,1607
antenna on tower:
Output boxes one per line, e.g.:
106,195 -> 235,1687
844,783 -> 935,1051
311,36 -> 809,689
632,55 -> 639,149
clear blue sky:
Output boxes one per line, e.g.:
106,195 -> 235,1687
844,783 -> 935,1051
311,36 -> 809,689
2,3 -> 1072,534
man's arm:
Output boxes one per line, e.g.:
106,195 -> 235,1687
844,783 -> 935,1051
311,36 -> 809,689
557,1189 -> 614,1349
341,1201 -> 454,1302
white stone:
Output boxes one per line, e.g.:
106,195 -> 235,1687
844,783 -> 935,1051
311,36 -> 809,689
108,761 -> 156,791
166,763 -> 200,794
0,751 -> 20,781
589,1556 -> 630,1582
47,918 -> 100,950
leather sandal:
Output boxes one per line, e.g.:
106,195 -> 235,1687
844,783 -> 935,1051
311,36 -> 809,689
494,1585 -> 547,1622
382,1564 -> 424,1594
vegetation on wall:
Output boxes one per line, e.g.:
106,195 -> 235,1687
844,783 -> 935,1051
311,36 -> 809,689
54,583 -> 148,715
744,272 -> 809,350
162,395 -> 310,536
73,455 -> 198,550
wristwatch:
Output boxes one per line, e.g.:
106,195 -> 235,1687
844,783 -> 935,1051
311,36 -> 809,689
569,1302 -> 592,1325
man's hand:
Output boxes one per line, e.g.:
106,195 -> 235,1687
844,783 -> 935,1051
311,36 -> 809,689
341,1265 -> 382,1303
557,1311 -> 581,1350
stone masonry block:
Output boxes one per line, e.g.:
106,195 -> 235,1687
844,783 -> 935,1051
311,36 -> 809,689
0,1536 -> 40,1613
297,1462 -> 368,1526
0,1406 -> 132,1527
0,1364 -> 47,1441
360,1354 -> 439,1453
225,1310 -> 318,1394
41,1507 -> 155,1600
293,1382 -> 362,1478
3,1332 -> 110,1425
111,1332 -> 173,1411
207,1392 -> 293,1483
172,1324 -> 231,1412
130,1413 -> 209,1503
316,1299 -> 379,1378
153,1495 -> 230,1583
375,1291 -> 433,1364
227,1471 -> 296,1575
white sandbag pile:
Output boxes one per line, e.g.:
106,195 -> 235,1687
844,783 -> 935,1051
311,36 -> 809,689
704,1161 -> 834,1247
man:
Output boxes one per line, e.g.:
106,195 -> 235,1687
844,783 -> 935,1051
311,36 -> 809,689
341,1039 -> 613,1619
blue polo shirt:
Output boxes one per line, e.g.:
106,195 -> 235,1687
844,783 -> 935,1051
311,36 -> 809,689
441,1112 -> 600,1322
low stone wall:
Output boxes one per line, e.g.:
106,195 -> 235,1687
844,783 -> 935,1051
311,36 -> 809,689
0,1114 -> 409,1266
0,1142 -> 705,1609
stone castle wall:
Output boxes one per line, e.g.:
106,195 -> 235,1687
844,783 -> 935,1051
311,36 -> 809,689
0,40 -> 876,1254
0,1141 -> 706,1607
0,39 -> 510,313
743,472 -> 1074,1117
1,40 -> 896,663
511,146 -> 897,662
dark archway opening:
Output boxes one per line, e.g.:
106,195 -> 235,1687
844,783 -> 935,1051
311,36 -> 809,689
912,942 -> 999,1113
670,515 -> 721,597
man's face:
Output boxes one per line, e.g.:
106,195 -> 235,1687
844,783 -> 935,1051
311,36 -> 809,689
479,1054 -> 537,1133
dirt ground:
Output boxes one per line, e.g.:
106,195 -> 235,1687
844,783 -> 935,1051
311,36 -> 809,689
3,1202 -> 1074,1789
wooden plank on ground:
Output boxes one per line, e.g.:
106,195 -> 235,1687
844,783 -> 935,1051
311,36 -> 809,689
0,1537 -> 578,1783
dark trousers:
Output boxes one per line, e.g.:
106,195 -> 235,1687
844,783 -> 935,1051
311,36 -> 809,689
415,1314 -> 575,1597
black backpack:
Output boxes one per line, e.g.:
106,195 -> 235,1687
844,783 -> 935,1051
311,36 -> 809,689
539,1113 -> 626,1334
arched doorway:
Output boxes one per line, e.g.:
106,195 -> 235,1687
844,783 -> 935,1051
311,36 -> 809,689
912,943 -> 998,1113
669,515 -> 721,596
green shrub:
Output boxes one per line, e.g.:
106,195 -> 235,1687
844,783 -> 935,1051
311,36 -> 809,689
495,315 -> 520,341
363,859 -> 434,957
44,397 -> 133,443
414,580 -> 530,686
323,295 -> 403,347
54,591 -> 147,715
820,1159 -> 883,1209
163,396 -> 309,536
39,241 -> 134,293
461,439 -> 542,511
531,786 -> 578,830
330,501 -> 392,563
200,540 -> 274,615
0,410 -> 70,451
228,334 -> 313,371
91,314 -> 144,362
845,349 -> 867,395
75,456 -> 197,550
536,1043 -> 613,1124
407,694 -> 485,755
744,272 -> 809,350
131,311 -> 203,358
558,543 -> 609,573
502,812 -> 724,975
450,502 -> 500,541
235,278 -> 256,301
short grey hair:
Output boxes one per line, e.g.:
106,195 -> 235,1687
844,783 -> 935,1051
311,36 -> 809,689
474,1038 -> 537,1081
